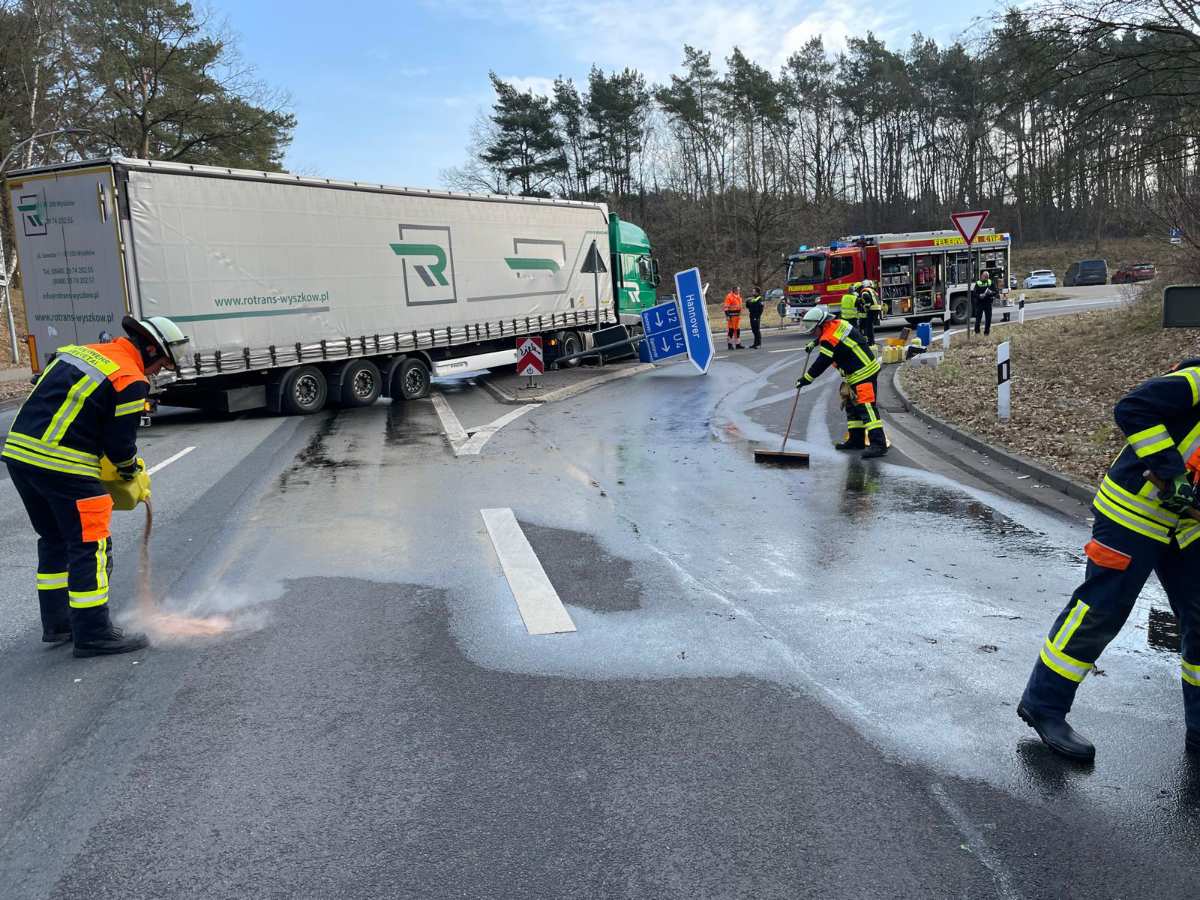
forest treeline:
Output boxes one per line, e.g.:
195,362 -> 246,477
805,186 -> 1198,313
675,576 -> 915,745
444,0 -> 1200,285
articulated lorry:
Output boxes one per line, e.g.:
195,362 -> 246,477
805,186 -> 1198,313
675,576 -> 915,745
783,229 -> 1012,326
6,158 -> 660,414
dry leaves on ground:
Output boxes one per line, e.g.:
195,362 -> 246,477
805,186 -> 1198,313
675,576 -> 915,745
902,289 -> 1199,487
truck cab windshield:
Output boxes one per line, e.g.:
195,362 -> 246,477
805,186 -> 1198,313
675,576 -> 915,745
787,255 -> 826,284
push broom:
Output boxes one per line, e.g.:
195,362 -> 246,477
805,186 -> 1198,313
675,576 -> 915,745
753,347 -> 812,467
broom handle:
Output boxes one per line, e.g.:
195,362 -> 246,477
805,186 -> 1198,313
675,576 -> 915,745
781,347 -> 814,453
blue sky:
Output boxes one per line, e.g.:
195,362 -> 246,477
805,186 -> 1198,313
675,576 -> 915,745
224,0 -> 995,188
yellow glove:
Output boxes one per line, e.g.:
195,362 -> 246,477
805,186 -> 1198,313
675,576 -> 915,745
100,457 -> 151,510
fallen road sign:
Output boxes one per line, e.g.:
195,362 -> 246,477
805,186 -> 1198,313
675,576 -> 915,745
639,301 -> 687,363
675,267 -> 713,374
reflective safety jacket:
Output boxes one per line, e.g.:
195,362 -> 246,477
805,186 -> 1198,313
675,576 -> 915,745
2,338 -> 148,479
859,287 -> 883,312
800,318 -> 880,387
723,292 -> 743,317
745,293 -> 765,317
973,278 -> 995,305
839,291 -> 861,321
1093,361 -> 1200,547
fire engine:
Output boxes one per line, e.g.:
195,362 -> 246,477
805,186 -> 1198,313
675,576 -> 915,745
782,229 -> 1012,326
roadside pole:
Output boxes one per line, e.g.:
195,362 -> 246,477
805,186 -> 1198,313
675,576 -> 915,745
951,210 -> 989,348
0,238 -> 18,363
997,341 -> 1012,421
582,240 -> 606,327
1018,293 -> 1026,325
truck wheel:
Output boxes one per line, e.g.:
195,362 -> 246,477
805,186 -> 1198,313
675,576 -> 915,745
949,294 -> 970,325
559,330 -> 583,367
340,359 -> 382,407
281,365 -> 328,415
393,357 -> 431,400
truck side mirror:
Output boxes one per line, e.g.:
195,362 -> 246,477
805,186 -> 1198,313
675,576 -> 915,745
1163,284 -> 1200,327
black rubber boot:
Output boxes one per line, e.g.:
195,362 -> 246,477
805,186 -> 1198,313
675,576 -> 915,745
1018,702 -> 1096,762
39,592 -> 72,643
71,606 -> 149,658
835,437 -> 865,451
862,434 -> 889,459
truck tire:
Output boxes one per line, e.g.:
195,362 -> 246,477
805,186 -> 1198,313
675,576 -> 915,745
949,294 -> 971,325
280,365 -> 328,415
393,357 -> 431,400
559,330 -> 583,367
340,359 -> 382,407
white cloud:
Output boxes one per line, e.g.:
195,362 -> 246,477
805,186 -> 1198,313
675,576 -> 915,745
501,75 -> 558,97
440,0 -> 938,81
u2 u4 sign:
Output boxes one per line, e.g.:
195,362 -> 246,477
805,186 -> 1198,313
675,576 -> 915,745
517,336 -> 544,376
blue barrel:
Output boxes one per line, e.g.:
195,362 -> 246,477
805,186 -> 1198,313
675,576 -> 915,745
916,322 -> 933,347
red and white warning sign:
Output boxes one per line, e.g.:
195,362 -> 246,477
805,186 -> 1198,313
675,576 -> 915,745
950,209 -> 990,246
516,336 -> 544,376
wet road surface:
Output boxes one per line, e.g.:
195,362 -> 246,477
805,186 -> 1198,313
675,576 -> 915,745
1,308 -> 1197,898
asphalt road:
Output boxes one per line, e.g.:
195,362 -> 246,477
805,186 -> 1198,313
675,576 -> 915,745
2,288 -> 1196,899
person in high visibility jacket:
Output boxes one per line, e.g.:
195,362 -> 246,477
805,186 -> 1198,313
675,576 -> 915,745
972,272 -> 997,335
3,316 -> 189,657
724,287 -> 745,350
796,305 -> 888,459
858,279 -> 882,345
838,283 -> 862,325
746,284 -> 765,349
1019,361 -> 1200,761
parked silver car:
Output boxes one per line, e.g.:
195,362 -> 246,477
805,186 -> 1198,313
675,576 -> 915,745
1023,269 -> 1057,289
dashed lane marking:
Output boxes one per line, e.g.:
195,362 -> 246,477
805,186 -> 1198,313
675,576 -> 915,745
481,508 -> 576,635
146,446 -> 195,475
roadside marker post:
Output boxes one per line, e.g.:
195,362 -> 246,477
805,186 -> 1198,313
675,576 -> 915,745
997,341 -> 1012,421
1018,293 -> 1026,325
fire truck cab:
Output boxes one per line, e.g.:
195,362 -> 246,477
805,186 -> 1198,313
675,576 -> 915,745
783,229 -> 1012,327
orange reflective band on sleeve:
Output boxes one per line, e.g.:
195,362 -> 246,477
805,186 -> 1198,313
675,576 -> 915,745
855,382 -> 876,405
1084,538 -> 1132,571
76,494 -> 114,543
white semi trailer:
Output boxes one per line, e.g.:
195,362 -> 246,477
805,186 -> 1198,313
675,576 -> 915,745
5,158 -> 660,414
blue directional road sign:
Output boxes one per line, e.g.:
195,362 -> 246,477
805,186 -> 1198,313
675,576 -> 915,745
639,301 -> 687,363
675,267 -> 714,373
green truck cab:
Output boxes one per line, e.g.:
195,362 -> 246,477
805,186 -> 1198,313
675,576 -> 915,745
609,212 -> 660,318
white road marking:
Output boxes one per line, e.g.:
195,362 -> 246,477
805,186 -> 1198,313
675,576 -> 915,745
458,405 -> 533,456
146,446 -> 195,475
481,508 -> 576,635
431,391 -> 469,449
929,783 -> 1022,900
769,347 -> 803,353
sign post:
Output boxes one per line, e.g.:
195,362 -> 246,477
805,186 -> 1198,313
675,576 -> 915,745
951,210 -> 989,341
675,267 -> 714,374
997,340 -> 1011,421
517,336 -> 544,389
581,241 -> 607,327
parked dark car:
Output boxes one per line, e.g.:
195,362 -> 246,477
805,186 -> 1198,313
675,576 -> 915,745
1111,262 -> 1157,284
1064,259 -> 1109,286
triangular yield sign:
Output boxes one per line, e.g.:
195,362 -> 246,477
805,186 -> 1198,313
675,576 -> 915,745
581,241 -> 607,274
951,210 -> 989,245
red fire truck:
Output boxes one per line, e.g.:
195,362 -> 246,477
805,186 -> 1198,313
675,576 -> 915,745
783,229 -> 1012,326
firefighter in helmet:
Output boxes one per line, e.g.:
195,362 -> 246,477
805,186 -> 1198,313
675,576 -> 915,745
1019,360 -> 1200,761
797,305 -> 888,458
3,316 -> 189,656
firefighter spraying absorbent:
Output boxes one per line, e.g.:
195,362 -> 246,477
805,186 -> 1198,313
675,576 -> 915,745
4,315 -> 229,653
